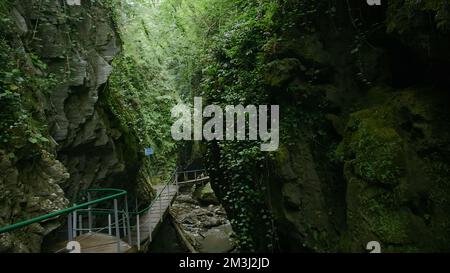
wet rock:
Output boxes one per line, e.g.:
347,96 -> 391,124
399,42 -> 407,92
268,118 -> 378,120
202,217 -> 223,228
171,187 -> 235,253
199,224 -> 234,253
12,8 -> 27,36
193,183 -> 219,205
265,58 -> 303,87
176,195 -> 199,205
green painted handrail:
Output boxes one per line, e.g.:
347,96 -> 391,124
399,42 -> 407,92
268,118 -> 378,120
76,208 -> 126,216
0,168 -> 182,234
131,169 -> 177,216
0,188 -> 127,234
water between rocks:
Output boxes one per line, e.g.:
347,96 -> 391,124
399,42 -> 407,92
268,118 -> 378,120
149,182 -> 235,253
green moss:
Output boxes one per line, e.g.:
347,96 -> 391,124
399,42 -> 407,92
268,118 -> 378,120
275,144 -> 289,165
294,35 -> 330,65
338,109 -> 404,185
0,14 -> 56,151
337,88 -> 439,186
386,0 -> 450,33
338,88 -> 450,252
264,58 -> 302,87
344,175 -> 414,251
365,197 -> 410,243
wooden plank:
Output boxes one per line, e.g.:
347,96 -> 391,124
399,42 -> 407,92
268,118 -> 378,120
177,177 -> 210,185
49,184 -> 180,253
169,211 -> 197,253
75,233 -> 131,253
129,184 -> 179,247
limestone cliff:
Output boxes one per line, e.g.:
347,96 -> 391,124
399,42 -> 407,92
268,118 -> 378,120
0,0 -> 151,252
202,0 -> 450,252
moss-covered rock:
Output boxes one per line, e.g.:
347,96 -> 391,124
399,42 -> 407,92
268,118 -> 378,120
265,58 -> 304,87
0,0 -> 157,252
193,183 -> 219,205
337,108 -> 405,186
338,89 -> 450,252
386,0 -> 450,34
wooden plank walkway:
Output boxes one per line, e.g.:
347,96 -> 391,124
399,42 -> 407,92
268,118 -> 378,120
51,184 -> 179,253
2,171 -> 200,254
130,184 -> 178,248
47,233 -> 132,253
177,176 -> 210,185
75,233 -> 132,253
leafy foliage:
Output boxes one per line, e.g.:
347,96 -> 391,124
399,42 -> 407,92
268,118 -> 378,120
105,0 -> 207,176
386,0 -> 450,33
0,5 -> 55,151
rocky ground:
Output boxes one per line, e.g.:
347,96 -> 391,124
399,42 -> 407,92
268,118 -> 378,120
170,183 -> 235,253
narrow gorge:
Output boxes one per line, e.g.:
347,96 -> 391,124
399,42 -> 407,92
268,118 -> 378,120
0,0 -> 449,253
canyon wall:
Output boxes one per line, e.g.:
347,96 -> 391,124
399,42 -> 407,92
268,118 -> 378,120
0,0 -> 152,252
202,0 -> 450,252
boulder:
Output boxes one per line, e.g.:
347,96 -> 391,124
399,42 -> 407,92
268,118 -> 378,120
199,224 -> 234,253
193,183 -> 219,205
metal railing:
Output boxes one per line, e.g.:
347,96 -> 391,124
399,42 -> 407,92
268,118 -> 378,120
69,188 -> 132,252
0,168 -> 209,253
127,168 -> 209,251
176,169 -> 209,185
129,169 -> 178,251
0,188 -> 129,253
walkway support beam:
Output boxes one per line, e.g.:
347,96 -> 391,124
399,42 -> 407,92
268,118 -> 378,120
125,196 -> 132,245
114,199 -> 121,253
67,213 -> 73,242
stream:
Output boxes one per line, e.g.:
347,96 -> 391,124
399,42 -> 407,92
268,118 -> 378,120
149,182 -> 235,253
148,220 -> 187,253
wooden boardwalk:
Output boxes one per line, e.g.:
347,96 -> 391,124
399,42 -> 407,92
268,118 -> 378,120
76,233 -> 132,253
1,170 -> 205,254
177,176 -> 210,185
130,184 -> 178,250
46,170 -> 206,253
55,184 -> 179,253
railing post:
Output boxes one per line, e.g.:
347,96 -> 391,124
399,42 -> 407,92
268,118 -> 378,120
148,218 -> 152,242
159,193 -> 163,222
67,213 -> 73,242
125,196 -> 132,245
167,177 -> 171,208
72,207 -> 77,238
0,189 -> 129,249
136,215 -> 141,251
176,172 -> 179,195
122,213 -> 127,237
87,192 -> 93,233
78,215 -> 83,235
114,199 -> 121,253
108,214 -> 112,236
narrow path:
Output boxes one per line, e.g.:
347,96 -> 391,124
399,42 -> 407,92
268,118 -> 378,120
75,233 -> 132,253
130,184 -> 178,249
0,170 -> 207,253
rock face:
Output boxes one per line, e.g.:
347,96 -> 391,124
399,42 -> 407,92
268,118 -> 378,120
199,224 -> 234,253
336,89 -> 450,252
267,2 -> 450,252
0,150 -> 69,252
0,1 -> 151,252
193,183 -> 220,205
203,1 -> 450,252
23,1 -> 128,198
